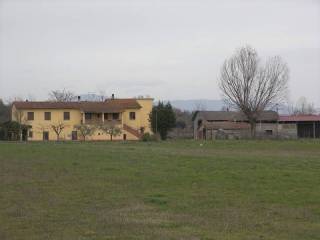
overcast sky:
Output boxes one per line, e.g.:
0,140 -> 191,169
0,0 -> 319,105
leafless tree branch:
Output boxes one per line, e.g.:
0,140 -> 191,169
219,46 -> 289,137
49,89 -> 75,102
51,122 -> 65,141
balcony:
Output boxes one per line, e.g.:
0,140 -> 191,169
82,112 -> 122,125
85,119 -> 122,125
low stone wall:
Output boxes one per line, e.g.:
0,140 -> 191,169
196,122 -> 299,140
278,123 -> 298,139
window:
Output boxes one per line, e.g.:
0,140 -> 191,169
85,113 -> 92,120
64,112 -> 70,120
129,112 -> 136,120
44,112 -> 51,120
28,131 -> 33,138
265,130 -> 273,136
27,112 -> 34,121
112,113 -> 120,120
104,113 -> 109,120
43,131 -> 49,141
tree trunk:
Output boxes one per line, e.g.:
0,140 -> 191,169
19,125 -> 23,141
250,121 -> 256,138
110,134 -> 113,141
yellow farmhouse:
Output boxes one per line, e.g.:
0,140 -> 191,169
11,98 -> 153,141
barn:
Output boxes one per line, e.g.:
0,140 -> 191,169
193,111 -> 320,140
279,115 -> 320,139
193,111 -> 279,140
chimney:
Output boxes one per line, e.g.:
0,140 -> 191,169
111,93 -> 115,100
77,96 -> 81,101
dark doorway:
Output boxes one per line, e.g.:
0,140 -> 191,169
72,131 -> 78,140
43,131 -> 49,141
203,128 -> 206,140
123,134 -> 127,140
297,122 -> 320,138
22,129 -> 28,141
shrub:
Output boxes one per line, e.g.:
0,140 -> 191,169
141,133 -> 159,142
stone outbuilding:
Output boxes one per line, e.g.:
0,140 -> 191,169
279,115 -> 320,139
193,111 -> 320,140
193,111 -> 279,140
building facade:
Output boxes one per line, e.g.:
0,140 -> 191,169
193,111 -> 320,140
193,111 -> 279,140
279,115 -> 320,139
11,98 -> 153,141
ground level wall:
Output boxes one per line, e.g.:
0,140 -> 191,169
196,123 -> 300,140
27,126 -> 140,141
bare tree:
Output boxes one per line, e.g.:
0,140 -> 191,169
13,109 -> 26,141
51,122 -> 65,141
74,124 -> 96,141
293,97 -> 316,115
219,46 -> 289,137
49,89 -> 75,102
99,124 -> 122,141
193,101 -> 207,111
220,105 -> 230,111
26,94 -> 36,101
0,99 -> 11,124
6,96 -> 24,103
98,90 -> 107,102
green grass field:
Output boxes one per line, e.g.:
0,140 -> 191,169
0,140 -> 320,240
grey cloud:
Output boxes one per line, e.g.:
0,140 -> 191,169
0,0 -> 319,105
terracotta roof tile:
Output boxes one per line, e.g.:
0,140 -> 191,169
13,101 -> 79,109
279,115 -> 320,122
13,99 -> 141,112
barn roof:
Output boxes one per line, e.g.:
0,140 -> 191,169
13,101 -> 79,109
13,99 -> 142,113
279,115 -> 320,122
194,111 -> 278,122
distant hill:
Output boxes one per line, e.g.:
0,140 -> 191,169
169,99 -> 225,112
78,94 -> 225,111
169,99 -> 295,114
78,94 -> 316,114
